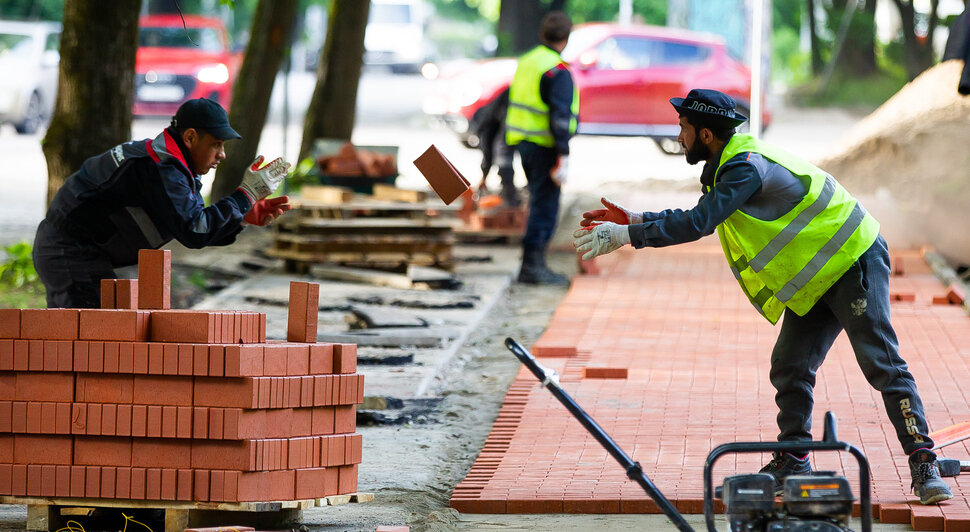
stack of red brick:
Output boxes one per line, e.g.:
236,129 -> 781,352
0,250 -> 363,503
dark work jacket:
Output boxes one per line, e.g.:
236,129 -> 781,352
44,127 -> 251,267
943,8 -> 970,95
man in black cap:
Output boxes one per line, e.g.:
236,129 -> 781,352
574,88 -> 953,505
34,97 -> 291,308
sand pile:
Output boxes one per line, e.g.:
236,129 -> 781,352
817,60 -> 970,265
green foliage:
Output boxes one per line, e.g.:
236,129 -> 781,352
568,0 -> 666,25
0,0 -> 64,21
788,66 -> 907,111
0,242 -> 37,289
281,157 -> 319,194
771,26 -> 810,85
187,269 -> 208,290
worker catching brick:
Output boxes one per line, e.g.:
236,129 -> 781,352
574,88 -> 953,505
33,98 -> 291,308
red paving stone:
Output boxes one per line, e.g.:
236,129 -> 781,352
451,240 -> 970,528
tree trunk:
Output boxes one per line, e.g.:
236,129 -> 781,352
807,0 -> 823,75
891,0 -> 939,79
42,0 -> 140,206
211,0 -> 298,202
298,0 -> 370,161
496,0 -> 545,56
835,0 -> 878,77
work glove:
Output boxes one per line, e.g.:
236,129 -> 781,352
551,155 -> 569,186
244,195 -> 291,227
237,155 -> 291,204
580,197 -> 643,227
573,222 -> 631,260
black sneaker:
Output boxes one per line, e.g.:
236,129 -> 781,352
910,449 -> 953,505
760,451 -> 812,495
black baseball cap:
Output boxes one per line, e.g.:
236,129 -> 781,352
669,88 -> 747,128
170,98 -> 241,140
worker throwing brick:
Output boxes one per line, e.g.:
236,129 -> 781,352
574,88 -> 953,505
34,98 -> 291,308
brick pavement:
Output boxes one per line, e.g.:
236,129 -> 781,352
450,238 -> 970,531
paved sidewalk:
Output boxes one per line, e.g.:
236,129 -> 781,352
450,238 -> 970,531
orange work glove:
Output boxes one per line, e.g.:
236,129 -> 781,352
580,197 -> 643,227
244,195 -> 291,226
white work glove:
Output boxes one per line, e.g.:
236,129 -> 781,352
580,197 -> 643,227
238,155 -> 291,203
551,155 -> 569,186
573,222 -> 631,260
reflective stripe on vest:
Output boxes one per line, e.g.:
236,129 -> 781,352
715,134 -> 880,324
506,45 -> 579,147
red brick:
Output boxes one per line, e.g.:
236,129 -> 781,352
133,375 -> 193,406
312,405 -> 335,436
178,344 -> 193,376
948,284 -> 966,305
209,470 -> 225,501
208,408 -> 224,439
262,343 -> 288,376
334,405 -> 356,434
101,466 -> 116,498
69,465 -> 85,497
162,469 -> 178,501
259,314 -> 266,343
130,467 -> 147,500
308,344 -> 333,374
348,433 -> 362,464
101,403 -> 117,435
145,468 -> 161,500
116,279 -> 139,309
74,435 -> 131,466
193,407 -> 209,438
15,434 -> 73,464
148,343 -> 163,374
150,310 -> 215,343
225,470 -> 239,502
138,249 -> 171,310
191,440 -> 252,470
55,340 -> 72,371
287,282 -> 310,342
133,342 -> 149,374
337,463 -> 357,494
27,339 -> 42,371
295,467 -> 331,500
116,467 -> 131,499
194,377 -> 258,408
0,339 -> 13,371
146,406 -> 162,437
26,402 -> 41,433
119,342 -> 134,373
176,469 -> 192,501
54,465 -> 70,497
0,402 -> 11,433
116,404 -> 132,436
11,401 -> 26,433
583,366 -> 629,379
12,339 -> 27,371
76,374 -> 133,403
55,402 -> 71,434
0,309 -> 22,338
208,345 -> 224,377
79,309 -> 151,342
176,406 -> 192,438
334,343 -> 357,374
101,279 -> 116,309
43,340 -> 57,371
88,340 -> 104,372
224,345 -> 264,377
17,372 -> 73,402
131,437 -> 191,469
413,145 -> 471,205
86,404 -> 102,434
131,405 -> 148,437
0,434 -> 12,462
10,464 -> 26,495
103,341 -> 120,373
161,405 -> 177,437
193,469 -> 209,501
26,464 -> 42,496
70,403 -> 86,434
193,344 -> 209,375
911,505 -> 944,530
163,343 -> 179,374
287,345 -> 310,375
21,309 -> 79,340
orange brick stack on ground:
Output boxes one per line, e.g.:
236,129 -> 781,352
0,249 -> 363,502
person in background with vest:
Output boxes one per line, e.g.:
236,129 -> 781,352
574,88 -> 953,505
505,10 -> 579,285
470,87 -> 519,207
34,98 -> 291,308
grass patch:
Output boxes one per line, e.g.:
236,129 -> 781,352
787,67 -> 908,113
0,241 -> 45,309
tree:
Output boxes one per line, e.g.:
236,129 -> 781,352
211,0 -> 299,201
496,0 -> 560,56
298,0 -> 370,161
42,0 -> 141,206
890,0 -> 941,79
806,0 -> 823,75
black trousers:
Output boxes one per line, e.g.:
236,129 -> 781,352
515,141 -> 561,251
770,235 -> 933,455
33,219 -> 115,309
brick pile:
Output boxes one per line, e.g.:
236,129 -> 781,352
0,250 -> 363,503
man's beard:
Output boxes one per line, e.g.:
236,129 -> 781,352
684,137 -> 712,165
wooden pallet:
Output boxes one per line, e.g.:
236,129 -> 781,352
5,493 -> 373,532
289,199 -> 460,221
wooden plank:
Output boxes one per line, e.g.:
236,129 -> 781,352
164,508 -> 189,532
0,496 -> 309,512
300,185 -> 354,204
26,505 -> 53,531
267,248 -> 453,270
372,184 -> 427,203
311,265 -> 414,289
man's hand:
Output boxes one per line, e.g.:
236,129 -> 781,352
580,197 -> 643,227
238,155 -> 291,203
244,195 -> 291,226
573,222 -> 631,260
551,155 -> 569,186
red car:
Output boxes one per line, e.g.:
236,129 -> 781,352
424,23 -> 769,154
134,15 -> 240,116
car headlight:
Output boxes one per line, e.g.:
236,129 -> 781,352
196,64 -> 229,84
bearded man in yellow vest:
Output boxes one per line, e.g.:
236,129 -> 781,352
506,10 -> 580,285
574,88 -> 953,505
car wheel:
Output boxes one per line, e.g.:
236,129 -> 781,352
655,137 -> 683,155
14,92 -> 43,135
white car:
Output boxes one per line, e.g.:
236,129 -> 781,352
0,20 -> 61,134
364,0 -> 434,73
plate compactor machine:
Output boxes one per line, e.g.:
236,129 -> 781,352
505,338 -> 873,532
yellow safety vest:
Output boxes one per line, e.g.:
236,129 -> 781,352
505,45 -> 579,147
714,134 -> 880,324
